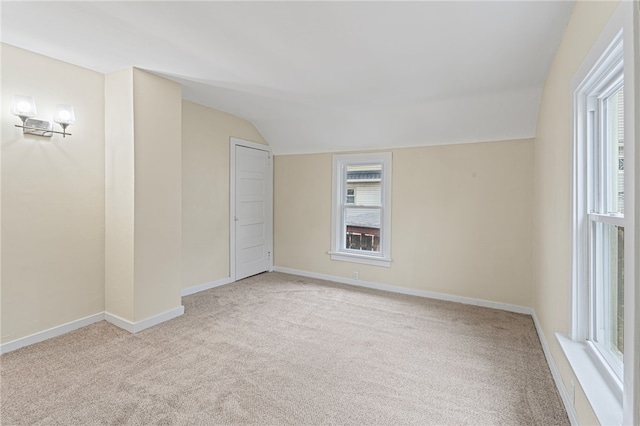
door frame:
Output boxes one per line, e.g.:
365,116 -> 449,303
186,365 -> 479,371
229,137 -> 274,282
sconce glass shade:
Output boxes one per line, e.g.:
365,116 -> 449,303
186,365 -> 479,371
11,95 -> 36,120
53,104 -> 75,125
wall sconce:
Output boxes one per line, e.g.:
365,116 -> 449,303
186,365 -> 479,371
11,95 -> 74,138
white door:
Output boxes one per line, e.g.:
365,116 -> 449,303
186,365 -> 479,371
234,144 -> 271,280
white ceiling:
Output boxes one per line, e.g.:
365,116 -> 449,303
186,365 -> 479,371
1,1 -> 574,155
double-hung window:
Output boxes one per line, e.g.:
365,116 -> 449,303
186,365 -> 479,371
586,68 -> 625,380
567,16 -> 635,424
331,152 -> 392,267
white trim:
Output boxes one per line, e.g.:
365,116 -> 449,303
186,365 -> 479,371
181,277 -> 235,296
557,333 -> 623,426
0,305 -> 186,354
272,266 -> 531,315
624,2 -> 638,423
623,1 -> 640,425
571,11 -> 625,94
331,152 -> 392,267
230,137 -> 273,282
0,312 -> 104,355
531,313 -> 580,426
327,251 -> 391,268
105,305 -> 184,334
104,312 -> 135,333
588,212 -> 625,227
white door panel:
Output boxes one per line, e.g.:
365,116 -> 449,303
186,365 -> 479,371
235,145 -> 271,280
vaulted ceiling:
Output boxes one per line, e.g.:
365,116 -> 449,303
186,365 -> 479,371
1,1 -> 574,155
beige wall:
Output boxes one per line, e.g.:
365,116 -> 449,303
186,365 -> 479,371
105,68 -> 135,321
275,139 -> 534,307
131,69 -> 183,321
0,43 -> 266,343
181,101 -> 266,289
105,68 -> 183,323
532,2 -> 619,424
1,44 -> 105,343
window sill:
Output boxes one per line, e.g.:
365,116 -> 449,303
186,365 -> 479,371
556,333 -> 622,425
329,251 -> 391,267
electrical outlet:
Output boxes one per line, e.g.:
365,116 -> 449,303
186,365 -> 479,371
353,271 -> 359,280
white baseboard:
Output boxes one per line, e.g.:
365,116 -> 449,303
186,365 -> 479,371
105,305 -> 184,333
273,266 -> 532,315
1,305 -> 186,355
531,312 -> 579,426
181,277 -> 234,297
103,312 -> 134,333
0,312 -> 105,355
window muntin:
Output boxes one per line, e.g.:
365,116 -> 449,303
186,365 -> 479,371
346,188 -> 355,204
331,153 -> 391,267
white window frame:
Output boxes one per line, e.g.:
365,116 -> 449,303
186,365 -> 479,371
330,152 -> 392,267
581,42 -> 624,381
563,3 -> 637,425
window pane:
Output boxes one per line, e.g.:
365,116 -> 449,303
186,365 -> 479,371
610,225 -> 624,356
605,86 -> 624,214
346,188 -> 355,204
345,207 -> 380,252
346,164 -> 382,207
593,223 -> 624,359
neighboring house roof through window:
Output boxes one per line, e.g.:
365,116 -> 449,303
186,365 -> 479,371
345,210 -> 380,229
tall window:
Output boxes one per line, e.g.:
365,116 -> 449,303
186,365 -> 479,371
572,30 -> 626,396
331,152 -> 391,267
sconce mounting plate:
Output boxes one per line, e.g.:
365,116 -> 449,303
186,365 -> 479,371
22,118 -> 53,137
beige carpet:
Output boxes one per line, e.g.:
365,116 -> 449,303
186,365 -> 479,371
1,272 -> 568,425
